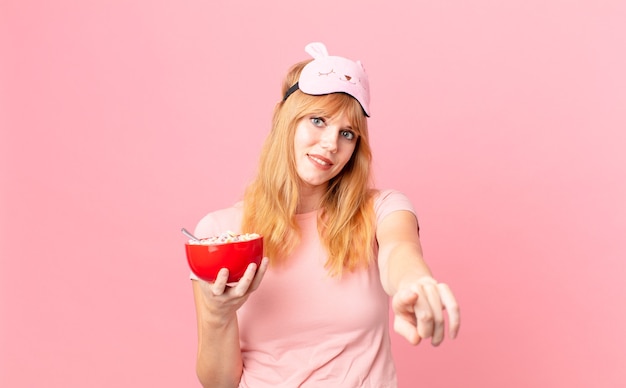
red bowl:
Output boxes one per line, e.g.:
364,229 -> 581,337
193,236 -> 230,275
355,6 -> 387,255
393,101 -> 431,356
185,236 -> 263,283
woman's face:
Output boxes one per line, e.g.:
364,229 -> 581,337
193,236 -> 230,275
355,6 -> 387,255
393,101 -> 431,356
293,112 -> 358,190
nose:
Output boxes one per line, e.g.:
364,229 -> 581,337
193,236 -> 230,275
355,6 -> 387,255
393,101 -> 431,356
320,128 -> 338,153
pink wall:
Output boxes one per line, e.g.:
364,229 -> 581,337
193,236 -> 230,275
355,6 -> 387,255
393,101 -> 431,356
1,1 -> 625,387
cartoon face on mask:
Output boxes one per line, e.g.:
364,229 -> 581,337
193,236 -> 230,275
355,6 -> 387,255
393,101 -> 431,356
289,42 -> 371,117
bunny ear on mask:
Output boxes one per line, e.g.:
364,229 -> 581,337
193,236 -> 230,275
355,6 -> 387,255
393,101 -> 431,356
304,42 -> 329,58
283,42 -> 371,117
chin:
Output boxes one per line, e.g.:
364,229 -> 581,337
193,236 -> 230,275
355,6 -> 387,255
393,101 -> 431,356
299,175 -> 331,188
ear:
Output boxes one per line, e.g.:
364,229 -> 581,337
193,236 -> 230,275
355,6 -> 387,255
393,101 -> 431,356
305,42 -> 329,59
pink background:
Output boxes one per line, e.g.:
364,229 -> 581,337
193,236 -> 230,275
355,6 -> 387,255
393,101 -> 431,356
1,1 -> 625,387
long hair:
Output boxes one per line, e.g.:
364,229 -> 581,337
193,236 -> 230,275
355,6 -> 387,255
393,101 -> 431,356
241,60 -> 376,276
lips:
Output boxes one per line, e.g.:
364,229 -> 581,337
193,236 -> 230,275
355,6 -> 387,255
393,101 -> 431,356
307,154 -> 333,169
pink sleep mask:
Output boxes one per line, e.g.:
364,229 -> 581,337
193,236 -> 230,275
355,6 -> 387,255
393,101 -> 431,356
283,42 -> 371,117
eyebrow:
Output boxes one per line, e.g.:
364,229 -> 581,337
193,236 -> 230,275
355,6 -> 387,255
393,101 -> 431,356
312,112 -> 356,132
326,116 -> 353,130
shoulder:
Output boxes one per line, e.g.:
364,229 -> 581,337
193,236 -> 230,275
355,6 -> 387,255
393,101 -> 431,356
373,189 -> 416,218
373,189 -> 419,231
194,201 -> 244,238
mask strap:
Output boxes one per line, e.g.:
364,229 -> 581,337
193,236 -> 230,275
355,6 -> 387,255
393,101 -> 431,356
282,82 -> 300,102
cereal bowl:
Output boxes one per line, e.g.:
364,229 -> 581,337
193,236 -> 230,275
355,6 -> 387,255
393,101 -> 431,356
185,232 -> 263,283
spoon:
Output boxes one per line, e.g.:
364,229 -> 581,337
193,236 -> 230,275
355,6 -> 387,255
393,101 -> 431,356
181,227 -> 201,242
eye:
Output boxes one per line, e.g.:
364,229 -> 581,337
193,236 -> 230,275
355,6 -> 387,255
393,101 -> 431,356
310,117 -> 325,127
340,130 -> 356,140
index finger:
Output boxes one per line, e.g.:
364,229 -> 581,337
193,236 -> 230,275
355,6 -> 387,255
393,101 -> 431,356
437,283 -> 461,339
231,257 -> 270,296
231,261 -> 259,297
248,257 -> 270,292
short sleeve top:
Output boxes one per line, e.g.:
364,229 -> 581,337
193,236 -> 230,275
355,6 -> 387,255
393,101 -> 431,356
191,189 -> 417,388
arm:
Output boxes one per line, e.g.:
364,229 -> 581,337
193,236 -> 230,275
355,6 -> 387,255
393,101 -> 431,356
377,210 -> 460,346
192,258 -> 269,388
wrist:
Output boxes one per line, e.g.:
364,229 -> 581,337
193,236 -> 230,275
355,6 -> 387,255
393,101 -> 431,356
201,307 -> 238,329
396,274 -> 437,293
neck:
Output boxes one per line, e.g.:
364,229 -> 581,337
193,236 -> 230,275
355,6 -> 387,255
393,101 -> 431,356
297,184 -> 326,214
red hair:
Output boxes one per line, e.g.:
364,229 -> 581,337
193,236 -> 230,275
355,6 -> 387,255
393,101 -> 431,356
241,61 -> 376,276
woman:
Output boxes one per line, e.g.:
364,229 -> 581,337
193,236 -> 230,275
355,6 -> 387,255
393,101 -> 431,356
190,42 -> 460,388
